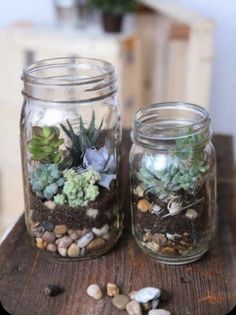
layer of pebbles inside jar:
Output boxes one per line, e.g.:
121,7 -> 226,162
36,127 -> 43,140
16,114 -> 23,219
27,114 -> 121,259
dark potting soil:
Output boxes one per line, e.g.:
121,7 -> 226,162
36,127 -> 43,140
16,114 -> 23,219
30,188 -> 117,229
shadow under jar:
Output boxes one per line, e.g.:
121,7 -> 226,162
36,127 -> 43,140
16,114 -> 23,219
130,103 -> 217,265
20,57 -> 123,259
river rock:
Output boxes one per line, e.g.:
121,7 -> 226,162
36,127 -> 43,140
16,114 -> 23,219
129,291 -> 138,300
152,299 -> 160,309
54,225 -> 68,235
31,226 -> 45,237
134,287 -> 161,303
102,233 -> 111,241
86,208 -> 99,219
107,283 -> 119,297
142,302 -> 152,311
36,237 -> 47,249
47,243 -> 57,252
87,238 -> 106,251
68,228 -> 89,241
77,232 -> 94,248
92,224 -> 109,237
42,231 -> 56,244
56,236 -> 73,248
44,200 -> 56,210
126,300 -> 142,315
137,199 -> 151,212
148,310 -> 171,315
41,220 -> 55,232
112,295 -> 129,310
185,209 -> 198,220
58,246 -> 67,257
87,284 -> 103,300
153,233 -> 167,246
67,243 -> 80,257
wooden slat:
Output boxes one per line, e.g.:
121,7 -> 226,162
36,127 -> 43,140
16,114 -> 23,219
0,132 -> 235,315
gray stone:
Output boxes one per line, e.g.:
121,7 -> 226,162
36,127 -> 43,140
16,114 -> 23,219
112,295 -> 129,310
135,287 -> 161,303
77,232 -> 94,248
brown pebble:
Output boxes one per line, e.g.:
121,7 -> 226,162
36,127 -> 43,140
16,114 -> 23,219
107,283 -> 119,297
36,237 -> 47,249
54,225 -> 68,235
160,247 -> 176,255
87,238 -> 106,251
47,243 -> 57,253
126,300 -> 142,315
142,302 -> 152,311
68,228 -> 89,240
67,243 -> 80,257
137,199 -> 151,212
112,294 -> 129,310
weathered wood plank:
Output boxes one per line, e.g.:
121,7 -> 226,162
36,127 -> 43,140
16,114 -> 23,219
0,132 -> 235,315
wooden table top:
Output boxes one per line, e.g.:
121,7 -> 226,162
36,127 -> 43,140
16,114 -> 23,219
0,131 -> 235,315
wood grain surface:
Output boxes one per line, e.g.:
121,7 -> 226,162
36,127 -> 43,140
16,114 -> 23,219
0,132 -> 235,315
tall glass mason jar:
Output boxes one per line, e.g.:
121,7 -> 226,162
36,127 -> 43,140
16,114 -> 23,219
130,103 -> 216,265
20,57 -> 122,259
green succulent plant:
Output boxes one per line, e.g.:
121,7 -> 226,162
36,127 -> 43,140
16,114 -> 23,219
54,168 -> 101,207
28,126 -> 64,164
137,129 -> 209,196
30,164 -> 64,200
60,112 -> 103,167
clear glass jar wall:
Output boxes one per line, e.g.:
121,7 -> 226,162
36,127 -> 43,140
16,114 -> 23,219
20,57 -> 122,259
130,103 -> 216,265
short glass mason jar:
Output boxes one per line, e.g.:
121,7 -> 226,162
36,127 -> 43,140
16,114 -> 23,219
20,57 -> 123,259
130,103 -> 216,265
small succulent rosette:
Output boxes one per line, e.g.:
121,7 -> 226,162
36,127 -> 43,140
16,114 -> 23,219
27,112 -> 120,259
132,130 -> 214,263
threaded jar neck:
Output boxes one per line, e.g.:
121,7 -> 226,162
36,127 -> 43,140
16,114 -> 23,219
22,57 -> 117,103
131,102 -> 211,150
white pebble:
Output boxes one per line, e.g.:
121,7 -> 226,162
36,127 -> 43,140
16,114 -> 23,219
77,232 -> 94,248
58,246 -> 67,257
92,224 -> 109,237
152,204 -> 162,214
44,200 -> 56,210
148,310 -> 171,315
135,287 -> 161,303
185,209 -> 198,220
87,284 -> 103,300
86,208 -> 99,219
126,300 -> 142,315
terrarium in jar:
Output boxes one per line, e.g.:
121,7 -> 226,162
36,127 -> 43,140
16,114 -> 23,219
130,103 -> 216,265
20,57 -> 122,259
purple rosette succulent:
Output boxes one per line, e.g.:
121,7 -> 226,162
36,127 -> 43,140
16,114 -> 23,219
83,146 -> 116,189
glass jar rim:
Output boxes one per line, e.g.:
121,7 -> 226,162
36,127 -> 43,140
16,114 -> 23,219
131,102 -> 211,148
22,57 -> 117,102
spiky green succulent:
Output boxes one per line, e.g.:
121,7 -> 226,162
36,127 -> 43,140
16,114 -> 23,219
54,168 -> 101,207
30,164 -> 64,200
137,130 -> 209,196
60,112 -> 103,168
28,126 -> 64,164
